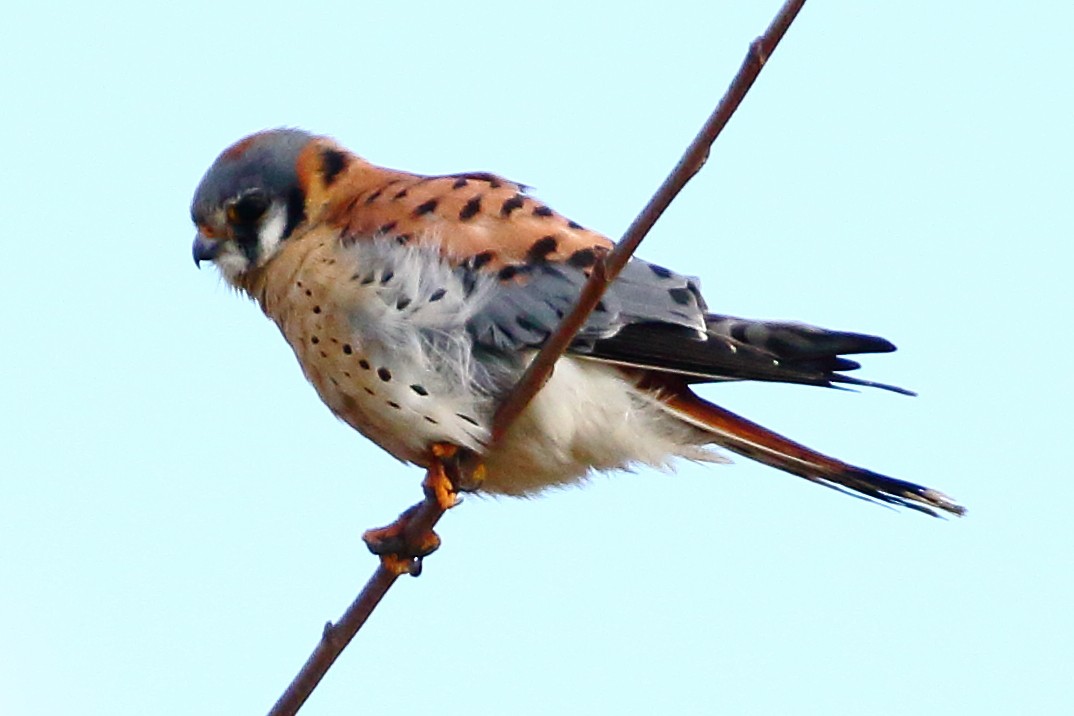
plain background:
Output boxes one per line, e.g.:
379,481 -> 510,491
2,2 -> 1070,714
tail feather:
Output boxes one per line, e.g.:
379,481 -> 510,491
660,387 -> 965,517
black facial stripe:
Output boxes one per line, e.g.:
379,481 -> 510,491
283,186 -> 307,239
232,223 -> 261,263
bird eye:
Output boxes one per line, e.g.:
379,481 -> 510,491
226,189 -> 270,224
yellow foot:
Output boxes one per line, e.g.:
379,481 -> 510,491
429,442 -> 487,496
361,444 -> 486,576
362,503 -> 441,576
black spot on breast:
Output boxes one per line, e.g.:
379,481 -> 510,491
500,195 -> 524,217
364,387 -> 375,396
320,148 -> 349,186
649,263 -> 673,279
668,287 -> 695,306
378,221 -> 398,235
410,384 -> 429,396
470,251 -> 495,269
459,196 -> 482,220
452,177 -> 469,189
343,344 -> 353,354
457,413 -> 480,426
305,289 -> 313,296
424,416 -> 439,424
380,270 -> 394,284
533,205 -> 554,217
310,336 -> 320,344
594,301 -> 607,313
357,274 -> 375,285
396,234 -> 412,245
527,236 -> 558,262
413,198 -> 438,216
359,359 -> 371,370
429,288 -> 447,302
498,265 -> 520,280
377,367 -> 392,382
387,401 -> 401,409
568,248 -> 597,268
312,306 -> 321,314
396,297 -> 411,310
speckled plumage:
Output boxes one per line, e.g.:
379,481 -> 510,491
190,128 -> 963,515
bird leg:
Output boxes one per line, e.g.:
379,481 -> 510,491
362,442 -> 485,576
428,442 -> 487,498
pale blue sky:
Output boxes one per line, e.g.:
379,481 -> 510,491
2,2 -> 1070,714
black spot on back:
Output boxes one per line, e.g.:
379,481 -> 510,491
320,148 -> 349,186
516,314 -> 545,333
668,287 -> 696,306
414,198 -> 438,216
470,251 -> 495,270
568,248 -> 597,268
649,263 -> 673,279
364,189 -> 383,204
568,220 -> 584,230
500,195 -> 524,217
393,188 -> 410,200
452,177 -> 469,189
527,236 -> 558,262
533,205 -> 554,217
459,196 -> 482,220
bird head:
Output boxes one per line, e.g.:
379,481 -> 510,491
190,128 -> 327,284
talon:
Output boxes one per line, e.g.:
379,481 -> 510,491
379,554 -> 423,577
362,503 -> 442,568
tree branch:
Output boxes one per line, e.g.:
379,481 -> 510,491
266,2 -> 806,713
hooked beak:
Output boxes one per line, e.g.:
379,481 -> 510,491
192,233 -> 220,268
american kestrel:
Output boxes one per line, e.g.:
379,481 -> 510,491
190,128 -> 963,517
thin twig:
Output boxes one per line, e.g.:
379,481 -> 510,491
266,2 -> 806,713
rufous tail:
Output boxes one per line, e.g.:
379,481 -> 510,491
662,388 -> 965,517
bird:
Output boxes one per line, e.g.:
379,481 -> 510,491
190,128 -> 963,518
